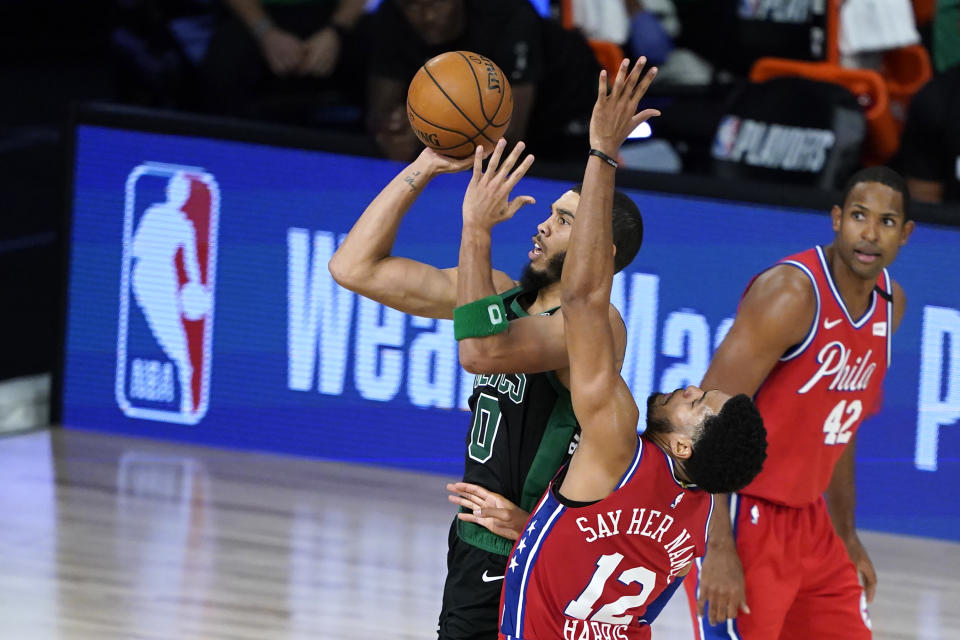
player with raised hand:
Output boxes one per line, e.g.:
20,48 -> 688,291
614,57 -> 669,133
329,83 -> 645,637
497,58 -> 768,640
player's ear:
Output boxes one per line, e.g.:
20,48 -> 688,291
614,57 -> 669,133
830,204 -> 842,232
900,219 -> 915,246
669,434 -> 693,461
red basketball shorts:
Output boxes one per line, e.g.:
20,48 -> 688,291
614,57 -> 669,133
684,494 -> 871,640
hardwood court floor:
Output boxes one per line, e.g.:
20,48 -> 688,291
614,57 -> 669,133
1,429 -> 957,640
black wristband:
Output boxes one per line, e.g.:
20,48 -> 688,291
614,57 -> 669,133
589,148 -> 619,168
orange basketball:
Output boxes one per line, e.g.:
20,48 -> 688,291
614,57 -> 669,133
406,51 -> 514,159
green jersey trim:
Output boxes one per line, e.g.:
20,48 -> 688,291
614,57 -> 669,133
457,518 -> 514,556
507,288 -> 560,319
457,286 -> 574,554
520,374 -> 575,512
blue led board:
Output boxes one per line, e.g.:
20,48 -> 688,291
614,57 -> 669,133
64,124 -> 960,540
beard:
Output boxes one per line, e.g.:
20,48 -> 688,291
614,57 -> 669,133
518,251 -> 566,294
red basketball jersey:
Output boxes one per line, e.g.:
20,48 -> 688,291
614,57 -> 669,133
742,246 -> 892,507
499,437 -> 713,640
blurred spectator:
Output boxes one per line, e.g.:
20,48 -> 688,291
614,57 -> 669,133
675,0 -> 827,76
567,0 -> 632,45
624,0 -> 674,66
112,0 -> 214,109
625,0 -> 714,86
200,0 -> 368,123
933,0 -> 960,71
367,0 -> 599,161
897,63 -> 960,203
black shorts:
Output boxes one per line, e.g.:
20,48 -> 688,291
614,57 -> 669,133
437,519 -> 510,640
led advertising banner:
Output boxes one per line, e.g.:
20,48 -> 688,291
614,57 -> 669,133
63,124 -> 959,540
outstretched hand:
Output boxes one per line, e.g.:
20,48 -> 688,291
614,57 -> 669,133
590,57 -> 660,157
447,481 -> 529,541
461,138 -> 536,231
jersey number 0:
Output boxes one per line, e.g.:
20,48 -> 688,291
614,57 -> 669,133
469,393 -> 502,462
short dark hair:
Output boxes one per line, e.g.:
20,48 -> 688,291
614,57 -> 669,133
839,166 -> 911,221
570,184 -> 643,272
684,394 -> 767,494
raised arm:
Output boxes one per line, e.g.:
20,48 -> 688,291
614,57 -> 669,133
559,58 -> 659,501
456,139 -> 535,312
453,138 -> 628,376
328,148 -> 497,319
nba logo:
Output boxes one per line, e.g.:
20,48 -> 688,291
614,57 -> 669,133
711,115 -> 741,160
116,163 -> 219,424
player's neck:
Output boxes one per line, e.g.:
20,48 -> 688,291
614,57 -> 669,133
823,245 -> 876,318
526,282 -> 563,315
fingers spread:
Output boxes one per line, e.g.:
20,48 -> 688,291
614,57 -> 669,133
498,141 -> 526,177
632,65 -> 658,103
485,138 -> 507,177
450,482 -> 488,499
625,56 -> 646,94
504,154 -> 535,190
611,58 -> 630,98
629,109 -> 661,131
472,145 -> 484,180
456,512 -> 481,525
447,493 -> 482,511
506,195 -> 535,217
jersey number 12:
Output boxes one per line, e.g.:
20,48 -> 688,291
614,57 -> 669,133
564,552 -> 657,625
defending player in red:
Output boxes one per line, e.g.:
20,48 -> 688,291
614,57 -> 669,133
689,166 -> 915,639
497,58 -> 768,640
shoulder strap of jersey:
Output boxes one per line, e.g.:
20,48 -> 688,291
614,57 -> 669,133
738,247 -> 821,362
880,267 -> 893,367
777,257 -> 821,361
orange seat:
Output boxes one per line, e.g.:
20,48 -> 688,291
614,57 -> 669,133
746,0 -> 932,165
883,44 -> 933,122
588,40 -> 627,78
560,0 -> 575,29
750,58 -> 899,164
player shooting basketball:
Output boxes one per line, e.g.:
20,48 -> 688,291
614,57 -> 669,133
328,70 -> 645,640
497,58 -> 767,640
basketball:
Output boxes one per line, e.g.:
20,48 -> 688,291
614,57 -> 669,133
406,51 -> 513,159
179,281 -> 211,320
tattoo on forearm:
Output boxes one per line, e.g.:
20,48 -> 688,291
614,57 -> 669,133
403,170 -> 422,192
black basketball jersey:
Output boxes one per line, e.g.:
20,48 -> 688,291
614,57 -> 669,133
457,287 -> 579,556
